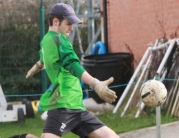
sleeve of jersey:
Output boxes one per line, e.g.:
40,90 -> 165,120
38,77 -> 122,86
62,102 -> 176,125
59,38 -> 85,79
39,44 -> 44,64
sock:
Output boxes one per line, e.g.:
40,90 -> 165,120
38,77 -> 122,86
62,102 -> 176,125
10,134 -> 27,138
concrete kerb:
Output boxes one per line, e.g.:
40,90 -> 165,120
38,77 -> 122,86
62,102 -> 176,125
118,121 -> 179,138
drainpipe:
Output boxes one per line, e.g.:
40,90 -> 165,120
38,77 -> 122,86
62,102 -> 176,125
39,0 -> 47,93
103,0 -> 109,53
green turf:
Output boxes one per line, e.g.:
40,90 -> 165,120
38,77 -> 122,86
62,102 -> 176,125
0,111 -> 178,138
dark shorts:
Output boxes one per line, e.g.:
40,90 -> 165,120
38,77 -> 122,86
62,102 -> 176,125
43,108 -> 104,138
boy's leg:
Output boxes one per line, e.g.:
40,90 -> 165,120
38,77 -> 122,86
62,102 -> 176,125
87,126 -> 120,138
40,133 -> 60,138
71,111 -> 119,138
42,109 -> 82,138
10,134 -> 38,138
26,134 -> 39,138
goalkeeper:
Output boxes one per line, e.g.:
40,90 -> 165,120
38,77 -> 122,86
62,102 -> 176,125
25,3 -> 119,138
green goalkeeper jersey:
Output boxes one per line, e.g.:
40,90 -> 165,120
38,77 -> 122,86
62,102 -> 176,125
39,31 -> 86,111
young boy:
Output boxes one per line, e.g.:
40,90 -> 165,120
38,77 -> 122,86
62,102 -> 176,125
11,3 -> 119,138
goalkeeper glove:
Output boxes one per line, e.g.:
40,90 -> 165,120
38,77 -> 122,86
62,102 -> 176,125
89,77 -> 117,103
26,61 -> 44,78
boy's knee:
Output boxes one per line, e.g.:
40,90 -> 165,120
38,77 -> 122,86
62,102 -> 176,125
10,134 -> 27,138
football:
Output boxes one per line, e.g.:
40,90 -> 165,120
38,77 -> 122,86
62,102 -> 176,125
140,80 -> 167,108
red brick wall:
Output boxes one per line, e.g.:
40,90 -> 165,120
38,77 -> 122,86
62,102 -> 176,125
106,0 -> 179,65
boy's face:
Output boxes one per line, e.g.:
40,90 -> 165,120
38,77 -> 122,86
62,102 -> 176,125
58,19 -> 73,37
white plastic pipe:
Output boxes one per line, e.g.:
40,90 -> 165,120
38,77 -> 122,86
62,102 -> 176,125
121,54 -> 152,117
120,39 -> 160,117
135,39 -> 176,118
83,98 -> 114,113
134,39 -> 175,138
171,81 -> 179,115
113,48 -> 150,113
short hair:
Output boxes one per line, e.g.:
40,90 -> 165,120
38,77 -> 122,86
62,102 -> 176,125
48,14 -> 65,26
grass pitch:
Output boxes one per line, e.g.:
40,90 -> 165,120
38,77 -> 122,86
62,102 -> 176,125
0,111 -> 178,138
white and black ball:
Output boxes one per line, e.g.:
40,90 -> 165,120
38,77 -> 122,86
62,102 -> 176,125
140,80 -> 167,108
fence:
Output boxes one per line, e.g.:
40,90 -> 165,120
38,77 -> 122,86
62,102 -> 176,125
0,0 -> 101,102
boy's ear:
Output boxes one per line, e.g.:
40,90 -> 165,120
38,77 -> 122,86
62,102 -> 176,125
53,18 -> 59,26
